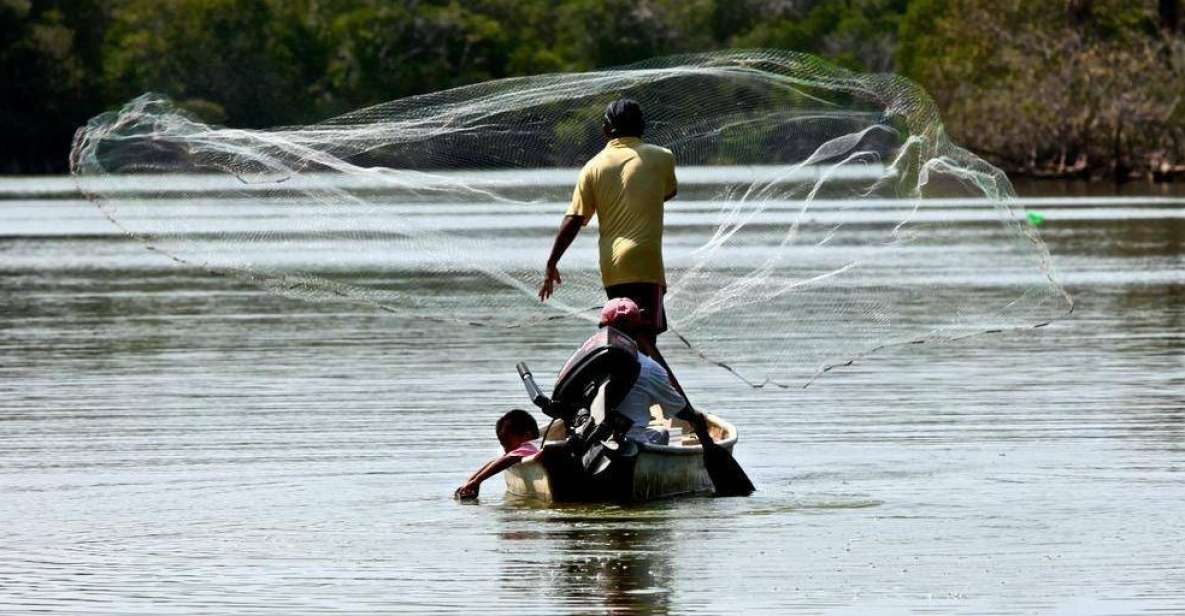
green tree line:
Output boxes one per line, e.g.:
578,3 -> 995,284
2,0 -> 1182,180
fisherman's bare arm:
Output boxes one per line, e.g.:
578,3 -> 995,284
664,153 -> 678,201
539,215 -> 584,301
454,453 -> 527,499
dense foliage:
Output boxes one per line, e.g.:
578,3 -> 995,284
3,0 -> 1182,179
900,0 -> 1185,180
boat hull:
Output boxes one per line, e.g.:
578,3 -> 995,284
504,413 -> 738,503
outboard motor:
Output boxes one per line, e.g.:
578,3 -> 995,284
516,327 -> 641,486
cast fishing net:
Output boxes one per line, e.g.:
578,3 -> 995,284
69,49 -> 1072,386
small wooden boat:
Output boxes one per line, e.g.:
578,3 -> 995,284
505,410 -> 739,503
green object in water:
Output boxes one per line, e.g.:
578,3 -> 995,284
1027,211 -> 1045,226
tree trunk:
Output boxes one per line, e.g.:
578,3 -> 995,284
1067,0 -> 1092,26
1160,0 -> 1181,33
1112,113 -> 1126,184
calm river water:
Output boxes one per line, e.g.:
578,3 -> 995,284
1,176 -> 1183,614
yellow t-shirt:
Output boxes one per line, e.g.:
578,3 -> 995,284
566,137 -> 677,287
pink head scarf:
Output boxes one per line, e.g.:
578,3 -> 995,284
599,297 -> 642,329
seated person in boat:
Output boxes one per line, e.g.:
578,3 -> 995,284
599,298 -> 710,445
454,409 -> 540,500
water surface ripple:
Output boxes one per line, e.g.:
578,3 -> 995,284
2,181 -> 1183,614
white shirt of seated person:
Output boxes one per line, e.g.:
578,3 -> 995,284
614,353 -> 686,444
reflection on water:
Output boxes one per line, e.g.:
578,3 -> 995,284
499,506 -> 676,615
2,181 -> 1184,614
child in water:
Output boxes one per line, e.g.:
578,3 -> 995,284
454,409 -> 541,500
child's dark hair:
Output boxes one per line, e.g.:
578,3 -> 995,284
496,409 -> 540,440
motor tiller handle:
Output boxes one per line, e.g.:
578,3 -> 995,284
516,362 -> 551,411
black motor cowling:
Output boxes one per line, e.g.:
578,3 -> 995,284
517,327 -> 641,422
551,326 -> 640,417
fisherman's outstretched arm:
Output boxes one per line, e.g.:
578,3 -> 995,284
539,215 -> 584,300
455,454 -> 525,499
463,457 -> 500,483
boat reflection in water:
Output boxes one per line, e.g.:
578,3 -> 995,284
497,505 -> 678,614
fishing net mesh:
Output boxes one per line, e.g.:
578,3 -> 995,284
69,50 -> 1072,386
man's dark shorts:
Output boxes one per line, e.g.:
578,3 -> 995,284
605,282 -> 667,336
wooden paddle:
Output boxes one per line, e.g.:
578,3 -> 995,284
639,338 -> 754,496
688,411 -> 756,497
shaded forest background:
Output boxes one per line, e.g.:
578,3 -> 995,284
2,0 -> 1183,181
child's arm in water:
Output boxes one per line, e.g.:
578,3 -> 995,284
454,453 -> 526,500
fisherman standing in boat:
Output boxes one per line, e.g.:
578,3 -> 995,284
539,100 -> 754,496
539,98 -> 686,391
